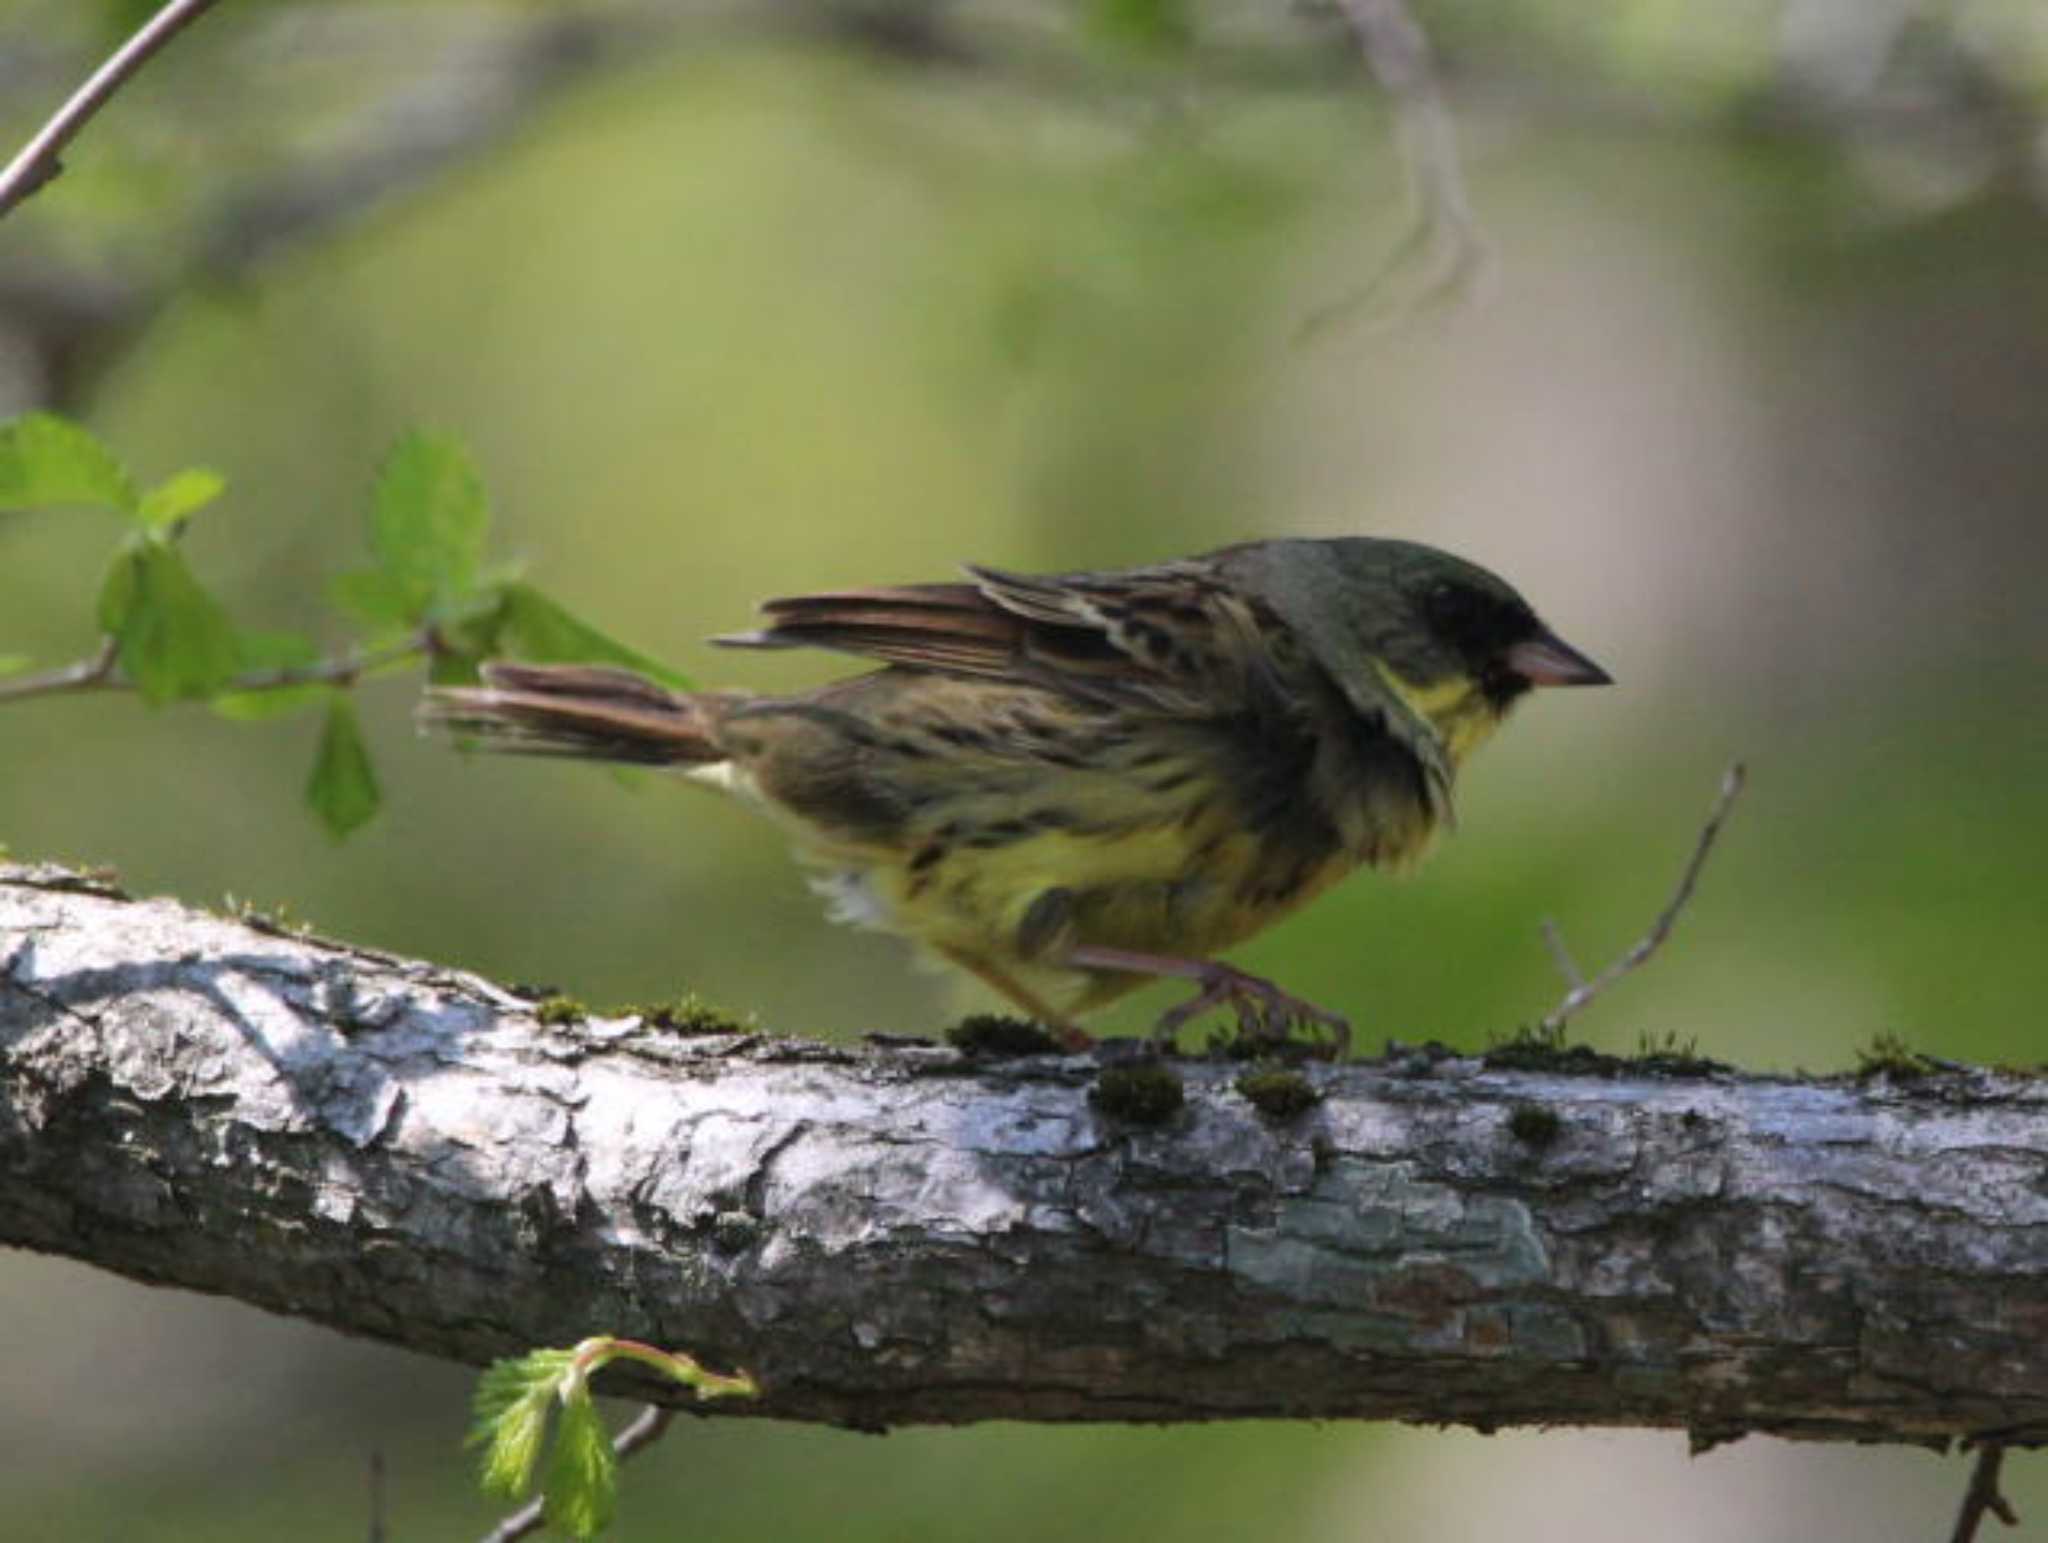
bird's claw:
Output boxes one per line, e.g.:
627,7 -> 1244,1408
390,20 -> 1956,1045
1152,962 -> 1350,1060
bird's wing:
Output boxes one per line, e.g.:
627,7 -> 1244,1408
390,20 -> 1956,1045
716,562 -> 1281,716
715,583 -> 1026,677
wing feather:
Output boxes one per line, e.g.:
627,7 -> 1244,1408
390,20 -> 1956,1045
715,561 -> 1281,717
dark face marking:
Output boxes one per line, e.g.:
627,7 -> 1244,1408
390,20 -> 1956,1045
1418,578 -> 1543,709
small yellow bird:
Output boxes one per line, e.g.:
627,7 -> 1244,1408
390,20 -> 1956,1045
424,538 -> 1608,1050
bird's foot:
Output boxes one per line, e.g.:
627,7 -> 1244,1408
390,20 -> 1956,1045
1066,946 -> 1350,1060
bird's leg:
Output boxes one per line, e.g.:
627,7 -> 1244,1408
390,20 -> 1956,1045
936,945 -> 1095,1051
1065,945 -> 1350,1058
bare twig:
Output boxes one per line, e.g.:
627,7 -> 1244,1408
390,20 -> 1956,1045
0,634 -> 119,702
478,1403 -> 677,1543
1541,762 -> 1747,1032
0,631 -> 433,705
1301,0 -> 1497,339
1950,1442 -> 2020,1543
366,1449 -> 387,1543
0,0 -> 223,222
1539,918 -> 1585,991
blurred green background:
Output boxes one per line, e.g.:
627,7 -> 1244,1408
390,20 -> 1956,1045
3,0 -> 2046,1537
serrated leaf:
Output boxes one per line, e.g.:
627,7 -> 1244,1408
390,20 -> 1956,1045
305,694 -> 381,839
137,467 -> 226,530
211,631 -> 323,721
369,431 -> 489,610
541,1391 -> 619,1541
469,1350 -> 575,1501
106,542 -> 242,705
0,413 -> 138,516
502,584 -> 690,689
329,568 -> 431,629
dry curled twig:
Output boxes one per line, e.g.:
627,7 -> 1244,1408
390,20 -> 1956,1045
0,0 -> 222,222
1540,762 -> 1747,1032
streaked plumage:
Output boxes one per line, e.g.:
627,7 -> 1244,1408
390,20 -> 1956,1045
423,538 -> 1609,1047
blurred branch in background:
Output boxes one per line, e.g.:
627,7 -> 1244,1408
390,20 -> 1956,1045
4,1 -> 2047,409
1299,0 -> 1493,338
4,862 -> 2046,1446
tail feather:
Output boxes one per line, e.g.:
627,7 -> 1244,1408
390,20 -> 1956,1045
420,662 -> 729,766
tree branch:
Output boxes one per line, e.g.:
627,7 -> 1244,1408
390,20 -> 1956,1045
0,630 -> 433,705
3,860 -> 2045,1444
0,0 -> 222,222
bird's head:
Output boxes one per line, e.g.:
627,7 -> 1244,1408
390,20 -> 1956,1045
1221,537 -> 1611,769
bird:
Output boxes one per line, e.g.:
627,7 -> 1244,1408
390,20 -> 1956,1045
421,537 -> 1610,1052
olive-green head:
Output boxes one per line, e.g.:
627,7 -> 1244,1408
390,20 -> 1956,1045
1218,537 -> 1610,711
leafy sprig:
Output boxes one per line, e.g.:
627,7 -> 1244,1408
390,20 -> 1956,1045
0,412 -> 687,837
470,1337 -> 757,1540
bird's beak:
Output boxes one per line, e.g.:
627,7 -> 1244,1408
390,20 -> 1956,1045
1507,628 -> 1613,687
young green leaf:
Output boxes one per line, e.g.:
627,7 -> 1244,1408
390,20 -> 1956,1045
502,584 -> 690,689
329,567 -> 432,630
0,655 -> 31,677
212,631 -> 325,721
0,413 -> 138,517
541,1388 -> 620,1540
97,543 -> 140,634
469,1349 -> 575,1502
305,693 -> 381,838
137,467 -> 227,531
369,431 -> 489,611
103,542 -> 242,705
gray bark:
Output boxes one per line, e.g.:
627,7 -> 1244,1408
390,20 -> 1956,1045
2,862 -> 2044,1446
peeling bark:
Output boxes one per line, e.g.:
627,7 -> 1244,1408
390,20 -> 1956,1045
2,862 -> 2045,1445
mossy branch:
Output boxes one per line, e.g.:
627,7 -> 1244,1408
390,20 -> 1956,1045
3,861 -> 2046,1452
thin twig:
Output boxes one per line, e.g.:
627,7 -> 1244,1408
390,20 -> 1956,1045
478,1404 -> 677,1543
1540,918 -> 1586,992
1950,1442 -> 2020,1543
0,632 -> 432,705
1541,763 -> 1747,1033
0,0 -> 223,222
0,635 -> 120,702
1300,0 -> 1497,340
367,1449 -> 387,1543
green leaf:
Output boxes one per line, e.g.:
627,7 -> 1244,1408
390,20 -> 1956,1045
97,542 -> 140,634
104,542 -> 242,705
0,413 -> 138,517
305,694 -> 381,839
502,584 -> 690,689
212,631 -> 324,721
541,1388 -> 619,1540
369,431 -> 489,610
329,568 -> 431,629
233,630 -> 320,672
137,467 -> 226,530
0,655 -> 30,677
469,1350 -> 575,1502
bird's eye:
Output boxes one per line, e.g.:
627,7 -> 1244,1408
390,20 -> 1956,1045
1424,582 -> 1482,633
